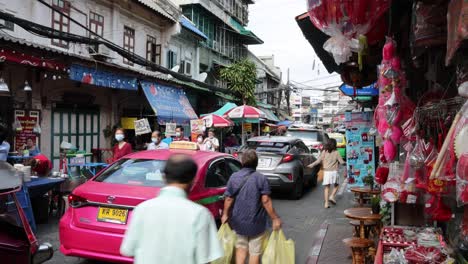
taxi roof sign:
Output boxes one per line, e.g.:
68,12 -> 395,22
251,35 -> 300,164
169,141 -> 198,150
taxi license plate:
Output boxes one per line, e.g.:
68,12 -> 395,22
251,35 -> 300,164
97,207 -> 128,224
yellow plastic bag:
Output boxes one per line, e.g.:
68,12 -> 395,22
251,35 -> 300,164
261,230 -> 295,264
212,224 -> 236,264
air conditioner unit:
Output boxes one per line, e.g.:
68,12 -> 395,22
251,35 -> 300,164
89,44 -> 113,62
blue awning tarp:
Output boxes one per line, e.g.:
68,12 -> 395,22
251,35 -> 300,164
180,16 -> 208,40
69,64 -> 138,90
277,120 -> 293,127
202,102 -> 237,117
141,81 -> 198,125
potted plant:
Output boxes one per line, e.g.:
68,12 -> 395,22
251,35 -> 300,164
363,175 -> 375,190
371,195 -> 381,214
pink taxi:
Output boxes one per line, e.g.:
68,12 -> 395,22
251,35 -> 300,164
59,143 -> 240,263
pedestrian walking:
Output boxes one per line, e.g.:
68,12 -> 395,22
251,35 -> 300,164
221,149 -> 282,264
147,131 -> 169,150
110,128 -> 132,162
120,154 -> 222,264
203,128 -> 219,151
173,126 -> 189,141
308,138 -> 345,208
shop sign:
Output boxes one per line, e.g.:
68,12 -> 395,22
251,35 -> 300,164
190,119 -> 205,134
13,110 -> 40,152
69,64 -> 137,90
339,83 -> 378,97
140,81 -> 198,125
134,118 -> 151,135
0,49 -> 67,71
121,117 -> 137,130
165,123 -> 177,136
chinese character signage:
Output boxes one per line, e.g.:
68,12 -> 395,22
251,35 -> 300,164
345,111 -> 375,188
13,110 -> 40,152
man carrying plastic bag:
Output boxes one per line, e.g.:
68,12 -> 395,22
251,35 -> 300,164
221,149 -> 283,264
262,230 -> 295,264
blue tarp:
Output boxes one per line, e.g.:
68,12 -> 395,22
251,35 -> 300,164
69,64 -> 138,90
141,81 -> 198,125
180,16 -> 208,40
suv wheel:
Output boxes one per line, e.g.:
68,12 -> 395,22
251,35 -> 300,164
290,175 -> 304,200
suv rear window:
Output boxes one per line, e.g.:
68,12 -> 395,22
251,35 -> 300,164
286,130 -> 321,141
243,141 -> 290,153
94,159 -> 167,187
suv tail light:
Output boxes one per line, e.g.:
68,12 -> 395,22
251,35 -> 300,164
233,152 -> 239,158
281,154 -> 294,163
311,144 -> 323,150
68,194 -> 88,208
286,174 -> 294,181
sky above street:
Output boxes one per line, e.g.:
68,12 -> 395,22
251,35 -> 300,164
248,0 -> 341,96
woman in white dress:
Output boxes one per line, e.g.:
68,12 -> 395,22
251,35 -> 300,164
308,139 -> 346,208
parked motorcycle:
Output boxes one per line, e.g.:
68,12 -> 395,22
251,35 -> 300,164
0,161 -> 53,264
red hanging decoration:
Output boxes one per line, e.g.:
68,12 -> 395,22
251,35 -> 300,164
307,0 -> 391,64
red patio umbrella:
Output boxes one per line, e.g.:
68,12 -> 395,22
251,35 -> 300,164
224,105 -> 265,119
201,114 -> 234,128
224,105 -> 265,145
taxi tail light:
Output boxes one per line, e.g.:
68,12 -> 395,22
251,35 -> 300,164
311,144 -> 323,150
233,152 -> 239,158
281,154 -> 294,163
68,194 -> 88,208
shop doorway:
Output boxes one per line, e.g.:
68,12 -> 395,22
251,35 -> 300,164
51,107 -> 100,168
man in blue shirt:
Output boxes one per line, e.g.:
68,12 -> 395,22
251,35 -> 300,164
222,149 -> 282,264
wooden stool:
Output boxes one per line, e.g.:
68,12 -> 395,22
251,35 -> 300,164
349,220 -> 377,238
343,238 -> 375,264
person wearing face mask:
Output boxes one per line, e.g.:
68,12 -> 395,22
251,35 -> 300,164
147,131 -> 169,150
111,128 -> 133,162
173,126 -> 189,142
203,128 -> 219,152
196,135 -> 206,151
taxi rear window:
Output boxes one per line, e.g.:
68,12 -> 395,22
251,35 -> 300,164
94,159 -> 167,187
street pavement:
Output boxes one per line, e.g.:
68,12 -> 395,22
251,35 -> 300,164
37,182 -> 355,264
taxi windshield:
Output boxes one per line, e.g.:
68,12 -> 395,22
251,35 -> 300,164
94,159 -> 167,187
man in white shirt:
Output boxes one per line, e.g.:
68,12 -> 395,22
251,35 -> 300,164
120,154 -> 222,264
203,129 -> 219,152
147,131 -> 169,150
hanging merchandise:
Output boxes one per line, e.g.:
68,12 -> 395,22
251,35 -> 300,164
454,101 -> 468,206
411,1 -> 448,50
307,0 -> 391,65
382,162 -> 402,203
431,100 -> 468,181
374,38 -> 415,162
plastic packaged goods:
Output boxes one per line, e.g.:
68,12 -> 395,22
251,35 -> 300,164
307,0 -> 391,65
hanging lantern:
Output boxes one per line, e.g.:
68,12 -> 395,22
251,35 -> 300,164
307,0 -> 391,64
